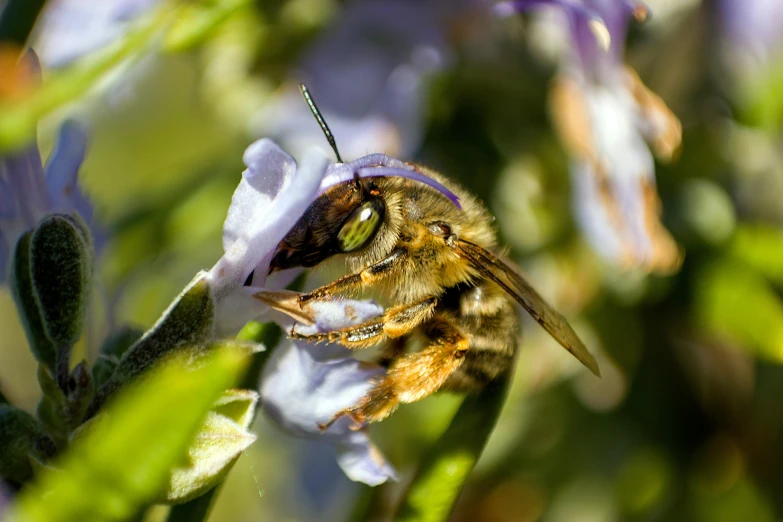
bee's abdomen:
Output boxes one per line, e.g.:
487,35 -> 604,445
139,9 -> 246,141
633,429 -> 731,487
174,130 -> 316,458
437,279 -> 519,391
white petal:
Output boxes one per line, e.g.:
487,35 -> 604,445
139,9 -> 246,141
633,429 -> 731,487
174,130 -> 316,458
208,142 -> 329,335
260,339 -> 384,442
335,432 -> 398,486
221,138 -> 297,253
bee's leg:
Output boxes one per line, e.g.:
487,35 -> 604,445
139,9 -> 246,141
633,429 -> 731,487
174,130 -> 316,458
299,248 -> 407,304
323,316 -> 468,428
378,336 -> 407,367
291,296 -> 437,350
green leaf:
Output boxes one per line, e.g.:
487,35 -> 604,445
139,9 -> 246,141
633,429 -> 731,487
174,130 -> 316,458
695,258 -> 783,362
92,275 -> 215,412
163,389 -> 259,504
2,347 -> 248,522
165,486 -> 223,522
0,7 -> 171,152
728,224 -> 783,287
35,366 -> 68,444
164,0 -> 250,52
0,405 -> 53,485
394,371 -> 512,522
9,231 -> 57,373
162,399 -> 257,503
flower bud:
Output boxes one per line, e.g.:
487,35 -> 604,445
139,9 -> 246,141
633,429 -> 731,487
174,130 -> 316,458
9,231 -> 57,373
29,213 -> 94,349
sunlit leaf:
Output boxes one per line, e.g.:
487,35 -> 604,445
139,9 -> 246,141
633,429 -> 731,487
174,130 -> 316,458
695,258 -> 783,363
2,347 -> 248,522
394,371 -> 512,522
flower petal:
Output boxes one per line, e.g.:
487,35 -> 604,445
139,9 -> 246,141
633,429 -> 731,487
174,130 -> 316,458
45,120 -> 92,220
260,339 -> 385,442
335,432 -> 398,486
1,144 -> 49,232
221,138 -> 297,253
211,141 -> 328,293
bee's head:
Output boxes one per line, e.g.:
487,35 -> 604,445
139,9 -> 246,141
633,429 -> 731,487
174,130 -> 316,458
269,178 -> 386,272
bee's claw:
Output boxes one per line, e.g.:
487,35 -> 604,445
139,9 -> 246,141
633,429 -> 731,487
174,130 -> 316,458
318,409 -> 366,432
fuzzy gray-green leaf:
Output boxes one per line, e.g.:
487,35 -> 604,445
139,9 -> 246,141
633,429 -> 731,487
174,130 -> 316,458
91,275 -> 215,412
9,231 -> 57,373
0,405 -> 52,485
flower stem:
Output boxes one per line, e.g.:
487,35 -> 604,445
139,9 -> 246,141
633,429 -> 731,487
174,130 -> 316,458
166,483 -> 223,522
55,343 -> 70,394
393,370 -> 513,522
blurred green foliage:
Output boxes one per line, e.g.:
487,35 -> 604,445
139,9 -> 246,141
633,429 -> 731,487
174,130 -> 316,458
2,348 -> 247,522
3,0 -> 783,521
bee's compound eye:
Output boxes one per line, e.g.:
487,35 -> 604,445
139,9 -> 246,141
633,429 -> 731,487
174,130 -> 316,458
337,199 -> 385,252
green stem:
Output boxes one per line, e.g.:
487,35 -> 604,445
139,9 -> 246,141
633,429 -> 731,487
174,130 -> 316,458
393,370 -> 513,522
166,483 -> 223,522
55,344 -> 70,394
0,384 -> 8,404
0,0 -> 47,47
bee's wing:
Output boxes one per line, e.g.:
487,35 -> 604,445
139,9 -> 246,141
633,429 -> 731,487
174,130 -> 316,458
453,239 -> 601,377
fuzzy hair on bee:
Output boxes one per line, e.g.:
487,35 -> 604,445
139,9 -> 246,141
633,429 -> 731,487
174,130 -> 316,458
264,85 -> 600,429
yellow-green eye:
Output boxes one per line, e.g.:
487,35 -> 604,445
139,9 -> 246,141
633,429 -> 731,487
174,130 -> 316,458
337,199 -> 385,252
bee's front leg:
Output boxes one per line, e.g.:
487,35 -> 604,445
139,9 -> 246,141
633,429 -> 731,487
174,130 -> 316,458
291,296 -> 437,350
298,247 -> 408,304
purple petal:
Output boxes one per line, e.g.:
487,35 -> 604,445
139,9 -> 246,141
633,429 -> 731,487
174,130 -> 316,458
221,139 -> 298,254
260,338 -> 397,486
335,432 -> 398,486
208,141 -> 330,335
0,230 -> 9,284
320,154 -> 462,209
1,144 -> 49,229
44,120 -> 90,217
260,339 -> 385,442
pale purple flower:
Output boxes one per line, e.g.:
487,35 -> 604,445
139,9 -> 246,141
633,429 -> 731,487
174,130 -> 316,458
718,0 -> 783,119
261,299 -> 397,486
498,0 -> 683,273
205,138 -> 458,484
0,94 -> 96,284
253,0 -> 460,160
33,0 -> 160,68
719,0 -> 783,72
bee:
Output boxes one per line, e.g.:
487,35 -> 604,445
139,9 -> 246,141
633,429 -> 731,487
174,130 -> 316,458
265,85 -> 600,428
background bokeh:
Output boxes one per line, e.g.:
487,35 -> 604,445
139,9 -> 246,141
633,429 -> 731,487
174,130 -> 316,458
3,0 -> 783,520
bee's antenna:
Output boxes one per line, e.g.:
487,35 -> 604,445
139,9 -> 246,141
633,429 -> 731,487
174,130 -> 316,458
299,83 -> 343,163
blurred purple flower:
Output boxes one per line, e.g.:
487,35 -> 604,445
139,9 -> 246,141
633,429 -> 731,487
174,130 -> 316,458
498,0 -> 683,273
0,104 -> 96,283
206,138 -> 458,484
720,0 -> 783,71
34,0 -> 160,68
255,0 -> 481,160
